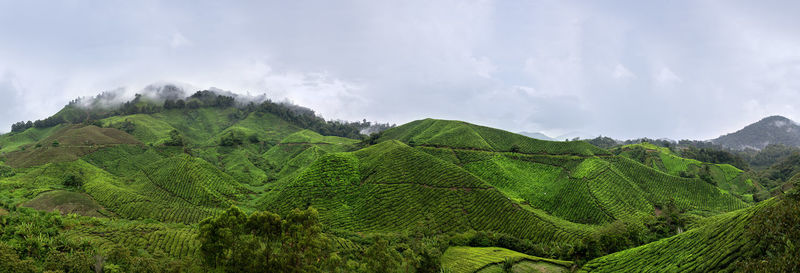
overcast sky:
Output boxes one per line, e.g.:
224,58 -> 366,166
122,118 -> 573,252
2,1 -> 800,140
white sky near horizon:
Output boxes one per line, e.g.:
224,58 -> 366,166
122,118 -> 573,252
2,0 -> 800,140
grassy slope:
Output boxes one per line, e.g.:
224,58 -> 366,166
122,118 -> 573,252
441,246 -> 573,273
613,143 -> 755,198
0,124 -> 66,153
579,197 -> 787,273
64,215 -> 201,258
81,147 -> 250,224
101,108 -> 301,146
377,119 -> 607,156
378,121 -> 747,225
261,140 -> 598,244
3,125 -> 141,168
22,190 -> 108,217
0,111 -> 768,267
99,109 -> 307,185
263,129 -> 359,184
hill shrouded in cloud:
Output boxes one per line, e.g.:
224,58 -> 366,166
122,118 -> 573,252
712,115 -> 800,150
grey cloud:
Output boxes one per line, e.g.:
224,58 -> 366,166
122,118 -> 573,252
2,1 -> 800,140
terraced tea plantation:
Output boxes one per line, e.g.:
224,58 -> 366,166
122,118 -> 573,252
0,97 -> 796,272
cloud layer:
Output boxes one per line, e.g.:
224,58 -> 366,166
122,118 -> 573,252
1,0 -> 800,140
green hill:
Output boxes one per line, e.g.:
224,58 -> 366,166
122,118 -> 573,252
0,124 -> 66,153
376,120 -> 747,226
0,95 -> 788,273
3,125 -> 140,168
260,140 -> 597,244
613,143 -> 756,200
263,129 -> 359,183
580,191 -> 799,272
377,118 -> 608,156
80,146 -> 250,224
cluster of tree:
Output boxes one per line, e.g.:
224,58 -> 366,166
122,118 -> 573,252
11,115 -> 69,133
198,207 -> 328,272
219,130 -> 246,146
645,199 -> 687,237
244,100 -> 392,139
188,91 -> 236,108
8,90 -> 393,142
0,209 -> 110,273
10,121 -> 33,133
678,146 -> 749,171
736,186 -> 800,272
621,138 -> 676,148
756,153 -> 800,191
109,119 -> 136,134
162,92 -> 235,111
198,206 -> 444,273
162,99 -> 186,110
0,208 -> 199,273
62,174 -> 83,189
584,136 -> 619,149
739,143 -> 800,170
0,165 -> 14,178
164,130 -> 185,147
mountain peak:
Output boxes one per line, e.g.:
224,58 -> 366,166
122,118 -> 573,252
712,115 -> 800,150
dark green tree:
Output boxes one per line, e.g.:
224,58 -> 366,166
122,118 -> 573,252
164,130 -> 184,146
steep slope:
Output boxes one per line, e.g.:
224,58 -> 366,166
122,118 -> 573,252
613,143 -> 756,200
3,125 -> 141,168
580,191 -> 800,272
81,146 -> 251,223
260,140 -> 598,244
378,120 -> 748,225
712,115 -> 800,150
0,124 -> 66,153
263,129 -> 359,183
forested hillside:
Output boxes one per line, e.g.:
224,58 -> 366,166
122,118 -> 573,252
0,89 -> 797,272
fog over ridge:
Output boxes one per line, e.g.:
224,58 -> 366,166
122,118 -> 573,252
1,1 -> 800,140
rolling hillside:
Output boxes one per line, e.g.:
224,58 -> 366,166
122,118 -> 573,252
377,118 -> 608,156
3,125 -> 140,168
580,189 -> 799,272
259,140 -> 598,245
0,92 -> 795,272
612,143 -> 757,200
378,119 -> 748,225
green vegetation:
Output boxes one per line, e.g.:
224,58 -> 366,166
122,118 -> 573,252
22,190 -> 107,217
441,246 -> 572,273
1,93 -> 797,272
3,125 -> 140,168
612,143 -> 756,199
378,118 -> 607,156
580,191 -> 800,272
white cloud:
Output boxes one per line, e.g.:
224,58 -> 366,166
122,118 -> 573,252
612,63 -> 635,80
170,32 -> 191,48
470,56 -> 496,79
655,67 -> 682,84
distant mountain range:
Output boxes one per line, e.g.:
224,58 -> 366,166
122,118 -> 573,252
517,131 -> 598,142
517,131 -> 556,141
712,115 -> 800,150
522,115 -> 800,151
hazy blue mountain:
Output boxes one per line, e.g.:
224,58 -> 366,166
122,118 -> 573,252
713,115 -> 800,150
